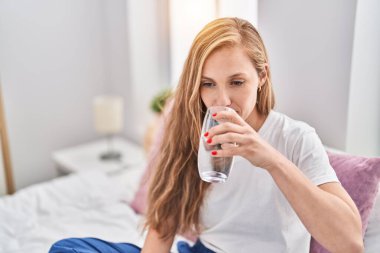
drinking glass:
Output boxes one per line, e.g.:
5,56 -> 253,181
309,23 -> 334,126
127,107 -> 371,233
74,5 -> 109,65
198,106 -> 235,183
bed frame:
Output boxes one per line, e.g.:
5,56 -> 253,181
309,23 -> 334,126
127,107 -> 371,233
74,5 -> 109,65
0,79 -> 15,194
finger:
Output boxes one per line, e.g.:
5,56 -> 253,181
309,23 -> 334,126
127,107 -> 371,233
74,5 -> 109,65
212,110 -> 246,127
206,122 -> 245,139
210,146 -> 243,157
209,132 -> 247,146
221,143 -> 239,150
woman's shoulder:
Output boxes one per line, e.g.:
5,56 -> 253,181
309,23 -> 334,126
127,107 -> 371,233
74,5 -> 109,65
267,111 -> 325,164
267,110 -> 316,138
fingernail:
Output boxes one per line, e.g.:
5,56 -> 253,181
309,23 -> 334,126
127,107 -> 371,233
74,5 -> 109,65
211,151 -> 217,155
207,138 -> 212,144
212,113 -> 217,117
204,132 -> 209,137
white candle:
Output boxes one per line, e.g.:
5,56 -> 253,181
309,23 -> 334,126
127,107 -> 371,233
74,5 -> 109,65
93,95 -> 124,134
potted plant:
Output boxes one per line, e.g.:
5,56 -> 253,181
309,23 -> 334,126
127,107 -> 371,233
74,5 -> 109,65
143,88 -> 172,153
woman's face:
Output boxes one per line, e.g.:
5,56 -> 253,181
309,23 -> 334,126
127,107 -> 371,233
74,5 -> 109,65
200,45 -> 265,124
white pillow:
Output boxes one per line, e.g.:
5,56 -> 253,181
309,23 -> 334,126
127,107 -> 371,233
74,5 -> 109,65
364,183 -> 380,253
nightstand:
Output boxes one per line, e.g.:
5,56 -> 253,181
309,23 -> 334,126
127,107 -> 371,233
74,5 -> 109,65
52,137 -> 146,174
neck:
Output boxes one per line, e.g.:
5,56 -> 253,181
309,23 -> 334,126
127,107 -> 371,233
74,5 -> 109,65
246,107 -> 267,132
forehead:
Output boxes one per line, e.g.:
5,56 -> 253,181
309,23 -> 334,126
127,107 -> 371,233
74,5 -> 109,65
202,46 -> 256,77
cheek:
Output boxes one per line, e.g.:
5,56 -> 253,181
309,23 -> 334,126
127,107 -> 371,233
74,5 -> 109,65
200,89 -> 211,107
240,91 -> 258,118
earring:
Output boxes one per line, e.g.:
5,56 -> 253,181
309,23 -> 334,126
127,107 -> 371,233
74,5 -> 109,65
258,86 -> 262,92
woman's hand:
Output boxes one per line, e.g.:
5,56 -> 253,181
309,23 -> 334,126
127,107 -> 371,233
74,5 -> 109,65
205,109 -> 282,171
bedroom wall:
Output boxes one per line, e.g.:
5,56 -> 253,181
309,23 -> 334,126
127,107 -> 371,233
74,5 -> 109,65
0,0 -> 171,190
94,0 -> 172,144
0,145 -> 5,195
258,0 -> 360,152
169,0 -> 217,85
346,0 -> 380,157
169,0 -> 258,86
123,0 -> 171,142
0,0 -> 111,189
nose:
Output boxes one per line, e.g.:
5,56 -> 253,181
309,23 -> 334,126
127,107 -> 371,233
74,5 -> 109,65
214,87 -> 232,107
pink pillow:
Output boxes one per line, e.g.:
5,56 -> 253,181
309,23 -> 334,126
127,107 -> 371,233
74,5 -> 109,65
310,152 -> 380,253
130,100 -> 172,214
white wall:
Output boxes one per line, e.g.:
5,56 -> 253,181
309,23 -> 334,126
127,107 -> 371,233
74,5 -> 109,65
169,0 -> 258,86
0,0 -> 109,189
258,0 -> 358,151
125,0 -> 171,142
0,138 -> 5,195
217,0 -> 258,27
169,0 -> 217,85
0,0 -> 171,189
346,0 -> 380,156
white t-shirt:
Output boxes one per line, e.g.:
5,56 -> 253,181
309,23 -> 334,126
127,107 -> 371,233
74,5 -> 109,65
199,110 -> 339,253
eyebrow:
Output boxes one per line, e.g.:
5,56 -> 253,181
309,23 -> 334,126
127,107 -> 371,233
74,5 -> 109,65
201,73 -> 247,81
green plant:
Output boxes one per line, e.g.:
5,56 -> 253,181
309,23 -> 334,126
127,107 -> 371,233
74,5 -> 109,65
150,88 -> 172,114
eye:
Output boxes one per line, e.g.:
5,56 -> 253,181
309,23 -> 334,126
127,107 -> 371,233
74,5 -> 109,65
231,80 -> 245,86
201,82 -> 215,87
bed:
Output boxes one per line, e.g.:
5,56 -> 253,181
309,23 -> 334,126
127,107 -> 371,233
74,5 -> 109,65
0,145 -> 192,253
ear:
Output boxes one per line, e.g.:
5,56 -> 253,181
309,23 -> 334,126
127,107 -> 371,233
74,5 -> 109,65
258,63 -> 269,88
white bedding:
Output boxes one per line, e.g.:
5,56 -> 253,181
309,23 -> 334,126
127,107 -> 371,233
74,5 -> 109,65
0,167 -> 191,253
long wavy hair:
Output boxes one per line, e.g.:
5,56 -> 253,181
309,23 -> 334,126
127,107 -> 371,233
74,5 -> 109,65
144,17 -> 275,240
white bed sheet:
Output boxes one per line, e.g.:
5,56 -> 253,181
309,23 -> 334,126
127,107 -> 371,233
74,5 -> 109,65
0,167 -> 191,253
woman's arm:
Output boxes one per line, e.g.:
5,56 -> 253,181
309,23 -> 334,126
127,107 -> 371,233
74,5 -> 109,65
207,110 -> 364,253
268,154 -> 363,253
141,228 -> 175,253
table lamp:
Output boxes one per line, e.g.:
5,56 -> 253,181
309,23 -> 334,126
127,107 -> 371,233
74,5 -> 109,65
93,95 -> 124,160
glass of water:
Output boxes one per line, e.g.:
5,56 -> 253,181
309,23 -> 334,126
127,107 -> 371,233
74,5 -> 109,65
198,106 -> 235,183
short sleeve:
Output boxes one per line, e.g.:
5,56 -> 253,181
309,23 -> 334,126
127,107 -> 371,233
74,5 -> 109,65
291,130 -> 340,186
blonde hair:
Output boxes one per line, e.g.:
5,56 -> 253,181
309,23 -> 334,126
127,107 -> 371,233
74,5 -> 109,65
145,17 -> 275,240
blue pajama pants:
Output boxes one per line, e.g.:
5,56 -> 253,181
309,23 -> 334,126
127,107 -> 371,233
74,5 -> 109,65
49,237 -> 215,253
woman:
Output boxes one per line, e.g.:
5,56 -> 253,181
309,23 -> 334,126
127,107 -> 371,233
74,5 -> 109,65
50,17 -> 363,253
